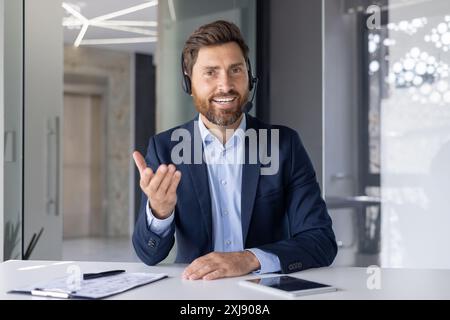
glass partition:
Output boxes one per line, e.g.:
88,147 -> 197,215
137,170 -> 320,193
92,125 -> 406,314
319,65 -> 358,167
380,0 -> 450,268
324,0 -> 450,268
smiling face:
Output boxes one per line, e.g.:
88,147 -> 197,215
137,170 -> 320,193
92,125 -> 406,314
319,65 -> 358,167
190,42 -> 250,127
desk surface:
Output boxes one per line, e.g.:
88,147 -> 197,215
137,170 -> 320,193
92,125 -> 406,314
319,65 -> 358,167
1,260 -> 449,299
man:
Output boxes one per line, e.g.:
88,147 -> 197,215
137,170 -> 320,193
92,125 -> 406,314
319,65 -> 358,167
132,20 -> 337,280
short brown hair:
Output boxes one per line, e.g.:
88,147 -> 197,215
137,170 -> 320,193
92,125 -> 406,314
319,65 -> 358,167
182,20 -> 249,76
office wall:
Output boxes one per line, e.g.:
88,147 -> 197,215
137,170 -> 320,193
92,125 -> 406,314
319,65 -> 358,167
0,0 -> 4,261
269,0 -> 324,187
64,46 -> 132,237
62,93 -> 104,238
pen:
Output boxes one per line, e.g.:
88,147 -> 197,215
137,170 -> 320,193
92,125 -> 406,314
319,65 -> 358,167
83,269 -> 126,280
31,288 -> 72,299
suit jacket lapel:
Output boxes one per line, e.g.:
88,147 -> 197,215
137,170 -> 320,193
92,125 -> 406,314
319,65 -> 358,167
185,118 -> 213,250
241,114 -> 261,245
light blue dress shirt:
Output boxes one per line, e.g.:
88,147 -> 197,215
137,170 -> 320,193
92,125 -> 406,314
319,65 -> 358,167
146,114 -> 281,274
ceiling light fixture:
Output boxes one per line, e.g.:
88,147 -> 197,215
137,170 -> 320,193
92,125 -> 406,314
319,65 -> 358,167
90,1 -> 158,23
62,1 -> 158,47
94,20 -> 157,27
80,37 -> 157,45
94,24 -> 157,36
75,23 -> 90,47
62,2 -> 89,46
62,2 -> 88,24
168,0 -> 177,21
63,19 -> 158,28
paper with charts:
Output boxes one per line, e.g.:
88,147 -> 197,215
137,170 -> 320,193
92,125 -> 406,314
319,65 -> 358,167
10,272 -> 168,299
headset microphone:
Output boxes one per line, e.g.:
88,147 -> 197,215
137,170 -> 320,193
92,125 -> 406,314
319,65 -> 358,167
243,77 -> 258,113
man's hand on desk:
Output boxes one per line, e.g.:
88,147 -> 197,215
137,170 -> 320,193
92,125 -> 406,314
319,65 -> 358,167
133,151 -> 182,219
182,251 -> 261,281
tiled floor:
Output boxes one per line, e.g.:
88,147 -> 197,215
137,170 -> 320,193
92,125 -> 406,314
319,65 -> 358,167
62,237 -> 177,263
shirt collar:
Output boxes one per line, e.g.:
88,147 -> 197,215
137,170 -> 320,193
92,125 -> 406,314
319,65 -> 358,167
197,113 -> 247,147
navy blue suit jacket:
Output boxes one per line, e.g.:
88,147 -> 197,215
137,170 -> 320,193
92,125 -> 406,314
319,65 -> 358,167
133,114 -> 337,273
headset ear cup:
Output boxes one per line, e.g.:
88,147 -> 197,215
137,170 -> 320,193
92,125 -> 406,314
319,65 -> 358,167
182,74 -> 192,95
182,76 -> 187,93
249,76 -> 256,91
246,57 -> 255,91
185,75 -> 192,95
181,53 -> 192,95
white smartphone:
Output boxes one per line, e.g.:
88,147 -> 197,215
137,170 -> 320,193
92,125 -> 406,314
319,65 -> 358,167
239,275 -> 337,298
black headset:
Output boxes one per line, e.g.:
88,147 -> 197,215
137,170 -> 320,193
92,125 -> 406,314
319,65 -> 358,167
180,53 -> 258,113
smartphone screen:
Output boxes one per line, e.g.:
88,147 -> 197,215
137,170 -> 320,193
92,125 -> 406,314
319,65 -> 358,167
247,276 -> 332,292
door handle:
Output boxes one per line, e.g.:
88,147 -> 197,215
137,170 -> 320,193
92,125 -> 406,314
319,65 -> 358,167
4,131 -> 16,162
46,117 -> 60,216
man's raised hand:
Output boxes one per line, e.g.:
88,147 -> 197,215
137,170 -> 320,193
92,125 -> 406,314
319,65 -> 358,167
132,151 -> 181,219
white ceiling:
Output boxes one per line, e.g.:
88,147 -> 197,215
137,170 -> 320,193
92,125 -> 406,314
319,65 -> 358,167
63,0 -> 158,55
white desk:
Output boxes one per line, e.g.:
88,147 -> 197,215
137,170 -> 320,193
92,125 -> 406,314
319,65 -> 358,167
1,260 -> 450,299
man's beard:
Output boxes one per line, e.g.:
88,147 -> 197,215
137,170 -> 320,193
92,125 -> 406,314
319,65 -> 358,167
192,88 -> 249,127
